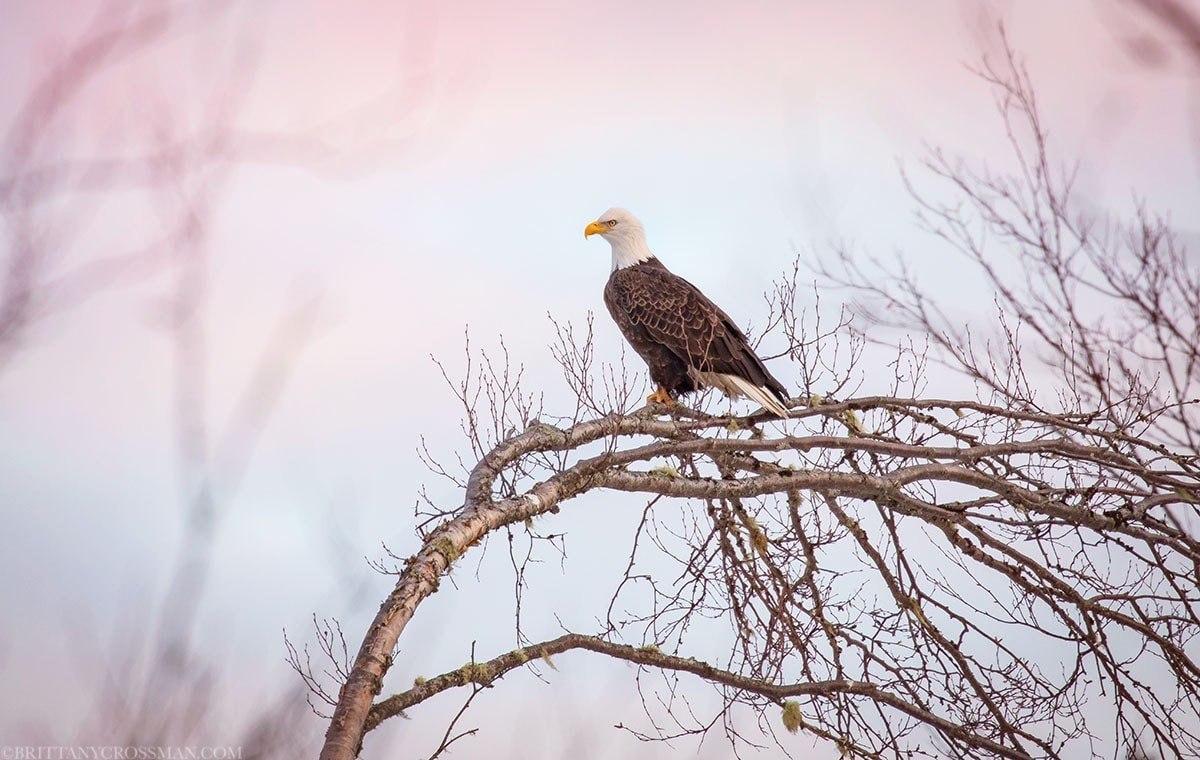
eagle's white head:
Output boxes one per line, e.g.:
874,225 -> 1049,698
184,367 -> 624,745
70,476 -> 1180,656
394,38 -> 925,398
585,207 -> 655,271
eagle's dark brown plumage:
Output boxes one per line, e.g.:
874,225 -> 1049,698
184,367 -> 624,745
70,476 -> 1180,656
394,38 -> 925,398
586,208 -> 790,417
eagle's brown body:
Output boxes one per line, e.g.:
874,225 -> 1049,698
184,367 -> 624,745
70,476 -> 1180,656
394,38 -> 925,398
603,257 -> 788,410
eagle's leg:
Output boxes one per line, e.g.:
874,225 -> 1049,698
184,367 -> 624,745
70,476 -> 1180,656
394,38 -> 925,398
647,386 -> 674,406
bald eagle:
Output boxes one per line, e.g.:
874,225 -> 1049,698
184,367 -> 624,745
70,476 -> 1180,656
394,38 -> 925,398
585,208 -> 790,418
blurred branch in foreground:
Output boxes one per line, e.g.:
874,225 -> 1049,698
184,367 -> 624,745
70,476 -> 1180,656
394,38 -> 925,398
2,0 -> 458,755
0,0 -> 456,373
1125,0 -> 1200,67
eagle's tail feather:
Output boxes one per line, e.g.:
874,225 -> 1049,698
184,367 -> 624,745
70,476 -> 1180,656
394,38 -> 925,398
722,374 -> 791,418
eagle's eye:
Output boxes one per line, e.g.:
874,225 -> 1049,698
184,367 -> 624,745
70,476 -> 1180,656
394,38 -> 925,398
607,219 -> 618,227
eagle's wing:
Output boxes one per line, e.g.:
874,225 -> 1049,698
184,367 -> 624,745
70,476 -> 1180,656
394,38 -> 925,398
607,265 -> 788,402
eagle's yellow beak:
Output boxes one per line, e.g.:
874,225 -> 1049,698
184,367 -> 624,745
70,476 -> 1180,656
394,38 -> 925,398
584,221 -> 606,238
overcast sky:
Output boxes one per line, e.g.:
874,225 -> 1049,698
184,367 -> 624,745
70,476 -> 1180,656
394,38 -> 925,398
0,1 -> 1197,757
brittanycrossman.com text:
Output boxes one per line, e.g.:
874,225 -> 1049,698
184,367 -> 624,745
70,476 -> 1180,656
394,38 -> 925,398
2,747 -> 243,760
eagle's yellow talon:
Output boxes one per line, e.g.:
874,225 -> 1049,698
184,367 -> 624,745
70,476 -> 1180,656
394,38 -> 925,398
647,387 -> 674,406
